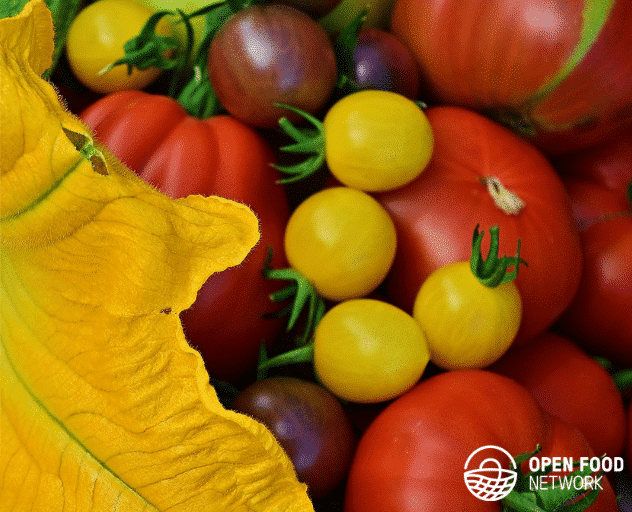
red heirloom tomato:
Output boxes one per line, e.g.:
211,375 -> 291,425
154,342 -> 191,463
551,133 -> 632,364
555,189 -> 632,364
81,90 -> 290,383
553,124 -> 632,192
490,331 -> 627,459
374,106 -> 582,345
344,370 -> 618,512
390,0 -> 632,155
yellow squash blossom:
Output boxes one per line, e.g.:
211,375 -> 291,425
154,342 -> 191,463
0,2 -> 314,511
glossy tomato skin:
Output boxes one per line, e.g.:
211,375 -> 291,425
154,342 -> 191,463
208,4 -> 337,128
553,139 -> 632,365
344,370 -> 617,512
80,91 -> 290,383
353,28 -> 420,99
490,331 -> 627,459
555,214 -> 632,365
313,299 -> 430,403
553,124 -> 632,192
284,187 -> 397,301
323,91 -> 434,192
66,0 -> 171,94
374,106 -> 582,346
413,261 -> 522,370
390,0 -> 632,155
231,377 -> 356,500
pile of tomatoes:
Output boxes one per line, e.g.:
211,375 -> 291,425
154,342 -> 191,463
53,0 -> 632,510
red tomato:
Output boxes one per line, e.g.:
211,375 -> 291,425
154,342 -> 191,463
374,106 -> 582,346
551,137 -> 632,365
344,370 -> 618,512
390,0 -> 632,155
553,124 -> 632,192
555,212 -> 632,365
80,90 -> 290,383
490,331 -> 627,459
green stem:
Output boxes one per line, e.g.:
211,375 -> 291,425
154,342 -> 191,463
612,369 -> 632,394
273,104 -> 327,183
502,493 -> 546,512
470,225 -> 528,287
262,248 -> 327,346
258,344 -> 314,373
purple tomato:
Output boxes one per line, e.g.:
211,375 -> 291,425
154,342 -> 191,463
353,27 -> 420,99
208,4 -> 337,128
231,377 -> 356,500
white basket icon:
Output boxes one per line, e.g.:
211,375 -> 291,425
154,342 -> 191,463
464,445 -> 518,501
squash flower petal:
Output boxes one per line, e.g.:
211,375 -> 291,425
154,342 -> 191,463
0,2 -> 314,511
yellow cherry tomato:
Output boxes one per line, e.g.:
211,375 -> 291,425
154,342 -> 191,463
284,186 -> 397,301
314,299 -> 430,403
412,261 -> 522,370
324,90 -> 433,192
66,0 -> 172,93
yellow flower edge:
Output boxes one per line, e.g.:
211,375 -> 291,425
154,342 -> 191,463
0,2 -> 314,511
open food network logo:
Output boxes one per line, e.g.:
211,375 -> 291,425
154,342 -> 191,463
464,445 -> 626,502
464,446 -> 518,501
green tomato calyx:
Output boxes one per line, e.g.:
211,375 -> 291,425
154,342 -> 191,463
262,248 -> 326,345
273,104 -> 326,183
471,225 -> 528,288
501,445 -> 605,512
99,10 -> 185,95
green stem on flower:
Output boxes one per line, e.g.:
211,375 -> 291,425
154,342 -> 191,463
470,225 -> 528,287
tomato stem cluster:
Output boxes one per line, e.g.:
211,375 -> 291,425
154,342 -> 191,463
262,248 -> 326,345
274,105 -> 326,183
471,225 -> 528,287
100,10 -> 190,97
501,445 -> 604,512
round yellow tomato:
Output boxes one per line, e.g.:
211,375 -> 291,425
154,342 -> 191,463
66,0 -> 172,93
313,299 -> 430,403
413,261 -> 522,370
284,186 -> 396,301
324,90 -> 433,192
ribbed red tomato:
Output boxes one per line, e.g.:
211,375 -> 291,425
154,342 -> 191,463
390,0 -> 632,155
551,130 -> 632,364
490,331 -> 627,459
374,106 -> 582,346
344,370 -> 618,512
81,90 -> 290,383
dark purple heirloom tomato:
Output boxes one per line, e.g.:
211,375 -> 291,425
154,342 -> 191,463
231,377 -> 356,500
208,4 -> 337,128
353,27 -> 420,99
